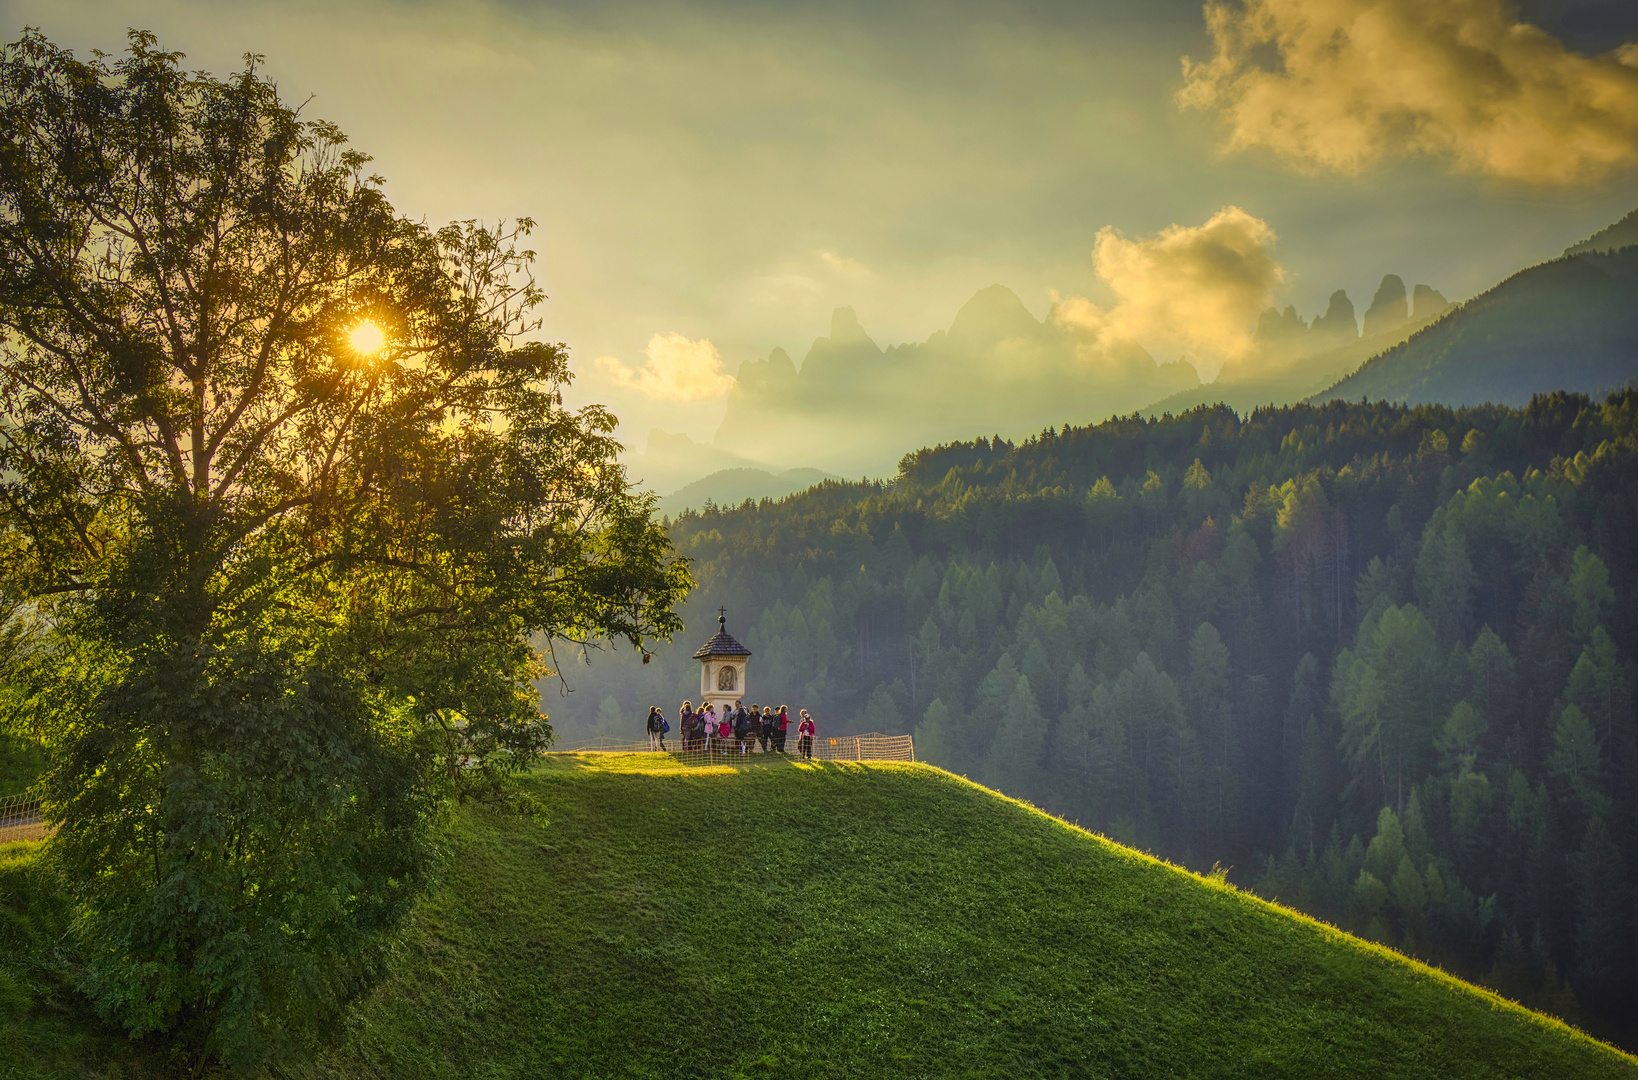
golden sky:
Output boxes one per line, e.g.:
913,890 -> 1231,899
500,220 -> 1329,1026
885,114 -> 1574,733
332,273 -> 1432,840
10,0 -> 1638,458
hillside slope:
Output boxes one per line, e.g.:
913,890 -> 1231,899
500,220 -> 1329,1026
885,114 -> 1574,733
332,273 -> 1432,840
283,755 -> 1625,1079
1567,206 -> 1638,255
3,754 -> 1634,1076
1313,249 -> 1638,406
1139,307 -> 1448,417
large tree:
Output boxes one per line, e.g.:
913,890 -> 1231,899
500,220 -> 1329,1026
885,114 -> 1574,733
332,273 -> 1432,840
0,29 -> 689,1071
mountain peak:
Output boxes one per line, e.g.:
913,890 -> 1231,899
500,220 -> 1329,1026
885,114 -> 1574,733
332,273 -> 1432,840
948,284 -> 1041,343
1411,284 -> 1450,320
733,346 -> 798,397
1311,288 -> 1358,345
1363,274 -> 1408,338
829,306 -> 872,346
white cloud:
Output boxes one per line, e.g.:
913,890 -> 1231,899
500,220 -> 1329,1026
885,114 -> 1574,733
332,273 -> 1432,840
1178,0 -> 1638,186
1052,206 -> 1285,376
817,249 -> 875,281
594,332 -> 737,402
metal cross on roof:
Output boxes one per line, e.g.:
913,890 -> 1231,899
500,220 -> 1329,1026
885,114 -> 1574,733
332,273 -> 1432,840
693,606 -> 751,659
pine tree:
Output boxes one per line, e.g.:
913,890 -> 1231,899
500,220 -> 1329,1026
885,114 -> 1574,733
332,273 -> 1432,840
1335,604 -> 1443,811
914,699 -> 960,772
1564,628 -> 1629,752
859,683 -> 907,735
1570,818 -> 1631,1020
982,675 -> 1047,802
1548,705 -> 1611,824
1566,547 -> 1615,645
1281,653 -> 1321,819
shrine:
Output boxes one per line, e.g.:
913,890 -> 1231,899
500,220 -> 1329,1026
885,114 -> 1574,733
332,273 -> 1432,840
692,608 -> 752,713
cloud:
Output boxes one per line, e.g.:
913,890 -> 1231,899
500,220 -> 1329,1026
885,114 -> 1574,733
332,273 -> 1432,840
817,250 -> 875,281
1052,206 -> 1285,376
594,332 -> 736,402
1178,0 -> 1638,186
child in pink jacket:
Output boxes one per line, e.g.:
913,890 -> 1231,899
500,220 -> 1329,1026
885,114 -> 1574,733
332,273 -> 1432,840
797,710 -> 816,760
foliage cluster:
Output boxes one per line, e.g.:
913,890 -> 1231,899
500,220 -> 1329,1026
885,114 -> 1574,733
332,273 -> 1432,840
563,391 -> 1638,1044
0,30 -> 687,1072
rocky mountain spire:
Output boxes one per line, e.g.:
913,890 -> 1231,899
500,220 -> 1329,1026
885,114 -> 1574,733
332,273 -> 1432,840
1310,289 -> 1358,347
1363,274 -> 1408,338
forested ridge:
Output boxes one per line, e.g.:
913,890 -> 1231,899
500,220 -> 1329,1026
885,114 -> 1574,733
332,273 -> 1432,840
564,392 -> 1638,1044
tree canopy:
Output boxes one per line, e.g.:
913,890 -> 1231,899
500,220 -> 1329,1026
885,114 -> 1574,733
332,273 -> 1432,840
0,29 -> 689,1071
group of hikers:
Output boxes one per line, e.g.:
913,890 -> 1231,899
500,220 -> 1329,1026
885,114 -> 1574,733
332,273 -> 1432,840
645,701 -> 818,760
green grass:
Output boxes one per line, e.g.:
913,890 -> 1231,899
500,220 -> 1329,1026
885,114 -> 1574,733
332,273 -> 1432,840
4,754 -> 1635,1077
306,755 -> 1630,1079
0,838 -> 163,1078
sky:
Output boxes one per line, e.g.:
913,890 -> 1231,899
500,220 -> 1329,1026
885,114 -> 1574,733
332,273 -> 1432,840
7,0 -> 1638,470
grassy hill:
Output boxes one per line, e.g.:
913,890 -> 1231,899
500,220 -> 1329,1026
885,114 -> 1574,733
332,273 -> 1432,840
4,754 -> 1636,1077
1313,248 -> 1638,407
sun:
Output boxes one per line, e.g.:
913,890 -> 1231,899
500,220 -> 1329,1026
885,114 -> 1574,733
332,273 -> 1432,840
348,321 -> 385,356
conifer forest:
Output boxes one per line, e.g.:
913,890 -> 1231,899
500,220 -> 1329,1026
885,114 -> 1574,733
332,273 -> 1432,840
564,393 -> 1638,1046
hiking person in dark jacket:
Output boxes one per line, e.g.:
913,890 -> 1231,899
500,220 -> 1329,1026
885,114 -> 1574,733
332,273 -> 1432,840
749,704 -> 765,751
733,701 -> 752,754
646,706 -> 666,751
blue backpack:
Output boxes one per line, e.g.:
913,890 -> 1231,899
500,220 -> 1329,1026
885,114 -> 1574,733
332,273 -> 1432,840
661,717 -> 670,734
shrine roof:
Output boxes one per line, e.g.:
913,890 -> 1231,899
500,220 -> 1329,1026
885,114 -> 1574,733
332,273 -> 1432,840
692,614 -> 752,659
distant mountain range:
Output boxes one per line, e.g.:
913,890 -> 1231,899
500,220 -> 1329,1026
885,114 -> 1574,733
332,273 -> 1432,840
1143,274 -> 1453,417
626,205 -> 1638,497
622,429 -> 765,497
654,466 -> 839,519
1313,247 -> 1638,407
1145,207 -> 1638,415
711,286 -> 1197,477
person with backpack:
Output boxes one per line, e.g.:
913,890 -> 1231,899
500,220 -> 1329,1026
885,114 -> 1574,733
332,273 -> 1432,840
680,701 -> 697,751
749,704 -> 764,752
797,709 -> 816,760
646,706 -> 667,751
733,701 -> 753,754
702,704 -> 718,755
774,705 -> 791,753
